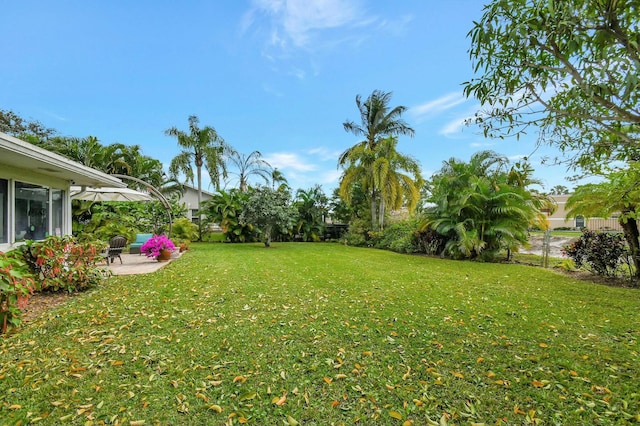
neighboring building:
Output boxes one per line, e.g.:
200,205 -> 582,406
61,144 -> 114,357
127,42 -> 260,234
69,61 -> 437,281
0,132 -> 126,252
178,183 -> 214,222
546,194 -> 622,231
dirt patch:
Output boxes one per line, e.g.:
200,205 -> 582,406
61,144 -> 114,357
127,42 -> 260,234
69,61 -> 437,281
21,292 -> 76,323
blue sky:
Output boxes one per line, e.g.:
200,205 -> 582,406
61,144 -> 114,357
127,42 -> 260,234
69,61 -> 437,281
2,0 -> 575,194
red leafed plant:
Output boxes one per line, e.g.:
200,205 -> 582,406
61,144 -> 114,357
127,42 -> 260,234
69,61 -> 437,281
0,252 -> 36,333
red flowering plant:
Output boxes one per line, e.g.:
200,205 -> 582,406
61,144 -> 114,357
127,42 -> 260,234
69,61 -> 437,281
140,234 -> 176,258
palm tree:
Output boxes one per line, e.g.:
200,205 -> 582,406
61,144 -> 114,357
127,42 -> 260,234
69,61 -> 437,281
295,185 -> 328,241
226,150 -> 273,192
165,115 -> 230,216
271,168 -> 289,190
339,90 -> 415,230
340,136 -> 423,230
422,151 -> 546,260
340,90 -> 414,163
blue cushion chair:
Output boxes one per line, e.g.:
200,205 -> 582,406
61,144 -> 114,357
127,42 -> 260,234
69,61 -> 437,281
129,233 -> 154,255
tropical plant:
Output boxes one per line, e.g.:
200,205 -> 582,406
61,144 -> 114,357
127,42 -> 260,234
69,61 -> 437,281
565,164 -> 640,279
201,189 -> 255,243
339,90 -> 416,230
294,185 -> 328,241
240,186 -> 295,247
464,0 -> 640,171
339,136 -> 423,231
170,218 -> 199,243
422,151 -> 547,261
141,235 -> 176,258
226,150 -> 273,192
166,115 -> 231,239
271,168 -> 289,190
14,236 -> 108,293
0,252 -> 36,333
563,229 -> 631,278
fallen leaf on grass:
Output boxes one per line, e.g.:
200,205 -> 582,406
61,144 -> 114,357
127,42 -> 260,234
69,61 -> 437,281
389,410 -> 403,420
272,393 -> 287,406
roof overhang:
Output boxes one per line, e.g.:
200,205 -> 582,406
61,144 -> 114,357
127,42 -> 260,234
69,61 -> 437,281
0,132 -> 126,188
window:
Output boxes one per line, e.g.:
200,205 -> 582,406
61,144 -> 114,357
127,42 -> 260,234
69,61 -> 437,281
575,215 -> 585,228
52,189 -> 63,237
15,182 -> 49,241
0,179 -> 7,244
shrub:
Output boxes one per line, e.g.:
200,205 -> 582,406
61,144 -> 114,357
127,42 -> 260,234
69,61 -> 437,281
375,220 -> 420,253
15,236 -> 109,292
562,230 -> 630,277
0,252 -> 37,333
171,217 -> 199,243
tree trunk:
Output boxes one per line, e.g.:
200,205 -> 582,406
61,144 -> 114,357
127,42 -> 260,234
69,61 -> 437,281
370,189 -> 378,231
620,216 -> 640,279
264,225 -> 272,247
378,198 -> 385,231
196,165 -> 203,241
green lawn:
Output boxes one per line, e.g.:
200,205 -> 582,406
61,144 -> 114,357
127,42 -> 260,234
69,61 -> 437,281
1,243 -> 639,425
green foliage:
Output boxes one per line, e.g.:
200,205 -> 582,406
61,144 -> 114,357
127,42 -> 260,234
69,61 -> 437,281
464,0 -> 640,169
423,151 -> 548,261
372,219 -> 420,253
201,189 -> 257,243
0,252 -> 36,333
566,164 -> 640,277
73,199 -> 185,243
170,217 -> 199,242
0,108 -> 57,140
340,90 -> 417,231
1,243 -> 639,424
240,187 -> 295,247
166,115 -> 231,191
563,230 -> 632,278
15,236 -> 109,292
294,185 -> 328,242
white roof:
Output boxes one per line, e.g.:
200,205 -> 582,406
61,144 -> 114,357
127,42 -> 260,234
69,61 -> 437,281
0,132 -> 125,188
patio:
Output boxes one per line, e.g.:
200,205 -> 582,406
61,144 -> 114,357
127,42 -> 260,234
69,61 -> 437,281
102,251 -> 183,275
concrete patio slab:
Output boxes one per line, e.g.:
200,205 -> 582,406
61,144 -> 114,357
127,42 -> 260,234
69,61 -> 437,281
101,251 -> 183,275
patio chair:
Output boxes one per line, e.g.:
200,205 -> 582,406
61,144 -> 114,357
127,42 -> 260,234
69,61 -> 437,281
104,235 -> 127,265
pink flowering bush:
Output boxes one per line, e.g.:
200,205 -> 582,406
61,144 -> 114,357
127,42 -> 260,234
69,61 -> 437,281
140,234 -> 176,258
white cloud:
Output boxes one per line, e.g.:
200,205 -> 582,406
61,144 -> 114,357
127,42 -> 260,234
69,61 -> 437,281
409,93 -> 466,122
263,152 -> 318,172
306,146 -> 342,162
439,114 -> 470,137
244,0 -> 373,50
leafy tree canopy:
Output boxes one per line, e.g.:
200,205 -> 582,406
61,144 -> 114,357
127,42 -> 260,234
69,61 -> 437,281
0,109 -> 57,140
240,186 -> 295,247
464,0 -> 640,171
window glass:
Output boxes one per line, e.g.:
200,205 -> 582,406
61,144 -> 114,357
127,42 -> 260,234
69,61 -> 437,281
52,189 -> 63,237
15,182 -> 49,241
575,215 -> 585,229
0,179 -> 7,243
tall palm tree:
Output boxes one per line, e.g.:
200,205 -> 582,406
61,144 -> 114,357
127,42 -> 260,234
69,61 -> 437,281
339,90 -> 414,164
165,115 -> 230,215
226,150 -> 273,192
340,136 -> 423,230
339,90 -> 415,230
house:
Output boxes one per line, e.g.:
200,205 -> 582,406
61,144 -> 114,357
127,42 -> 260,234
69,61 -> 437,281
547,194 -> 622,232
178,183 -> 214,222
0,132 -> 125,252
